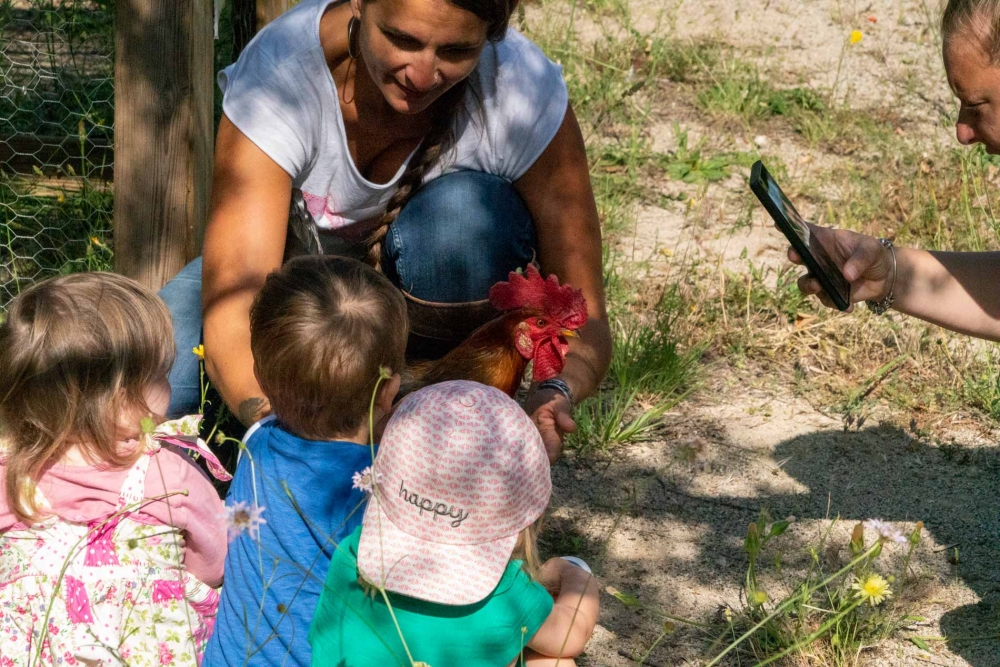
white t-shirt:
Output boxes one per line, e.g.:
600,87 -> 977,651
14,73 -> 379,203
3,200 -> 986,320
218,0 -> 569,232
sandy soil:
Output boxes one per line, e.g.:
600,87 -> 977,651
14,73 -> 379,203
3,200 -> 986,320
535,1 -> 1000,665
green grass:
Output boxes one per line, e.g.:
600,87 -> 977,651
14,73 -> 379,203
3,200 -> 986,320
568,290 -> 701,453
714,517 -> 923,667
530,6 -> 708,452
697,58 -> 826,126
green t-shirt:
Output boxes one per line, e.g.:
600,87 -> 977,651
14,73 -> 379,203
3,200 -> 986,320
309,527 -> 555,667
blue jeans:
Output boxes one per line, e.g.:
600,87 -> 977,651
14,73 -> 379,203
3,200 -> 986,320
160,171 -> 535,417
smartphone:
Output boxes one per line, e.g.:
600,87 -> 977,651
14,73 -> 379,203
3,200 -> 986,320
749,160 -> 851,311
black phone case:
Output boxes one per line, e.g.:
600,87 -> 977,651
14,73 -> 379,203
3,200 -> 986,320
749,161 -> 851,311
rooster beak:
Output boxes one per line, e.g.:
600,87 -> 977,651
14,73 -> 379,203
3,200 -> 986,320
560,329 -> 579,338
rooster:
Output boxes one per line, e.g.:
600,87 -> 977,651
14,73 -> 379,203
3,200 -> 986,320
399,266 -> 589,398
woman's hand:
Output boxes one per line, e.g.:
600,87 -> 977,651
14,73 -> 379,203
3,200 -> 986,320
789,224 -> 892,310
524,387 -> 576,463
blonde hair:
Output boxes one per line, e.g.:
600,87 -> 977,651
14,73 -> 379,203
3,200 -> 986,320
250,256 -> 408,440
0,272 -> 174,523
943,0 -> 1000,63
511,520 -> 544,581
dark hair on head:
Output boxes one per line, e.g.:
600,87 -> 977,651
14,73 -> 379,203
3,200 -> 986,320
451,0 -> 521,42
362,0 -> 521,270
0,272 -> 175,523
943,0 -> 1000,64
250,256 -> 409,440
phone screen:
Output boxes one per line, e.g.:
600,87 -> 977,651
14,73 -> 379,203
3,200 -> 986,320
751,162 -> 851,309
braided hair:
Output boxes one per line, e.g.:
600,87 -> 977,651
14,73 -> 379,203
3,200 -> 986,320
362,0 -> 521,271
364,81 -> 469,270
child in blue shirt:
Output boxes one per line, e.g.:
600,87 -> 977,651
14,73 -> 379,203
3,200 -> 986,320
204,256 -> 407,667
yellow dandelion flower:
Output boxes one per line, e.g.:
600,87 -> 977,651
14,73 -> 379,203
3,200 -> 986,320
850,30 -> 863,44
852,574 -> 892,606
192,344 -> 205,360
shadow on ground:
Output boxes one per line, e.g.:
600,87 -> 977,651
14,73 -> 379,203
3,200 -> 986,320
550,422 -> 1000,666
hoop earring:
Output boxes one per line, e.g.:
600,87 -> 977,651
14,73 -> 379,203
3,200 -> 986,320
347,16 -> 361,60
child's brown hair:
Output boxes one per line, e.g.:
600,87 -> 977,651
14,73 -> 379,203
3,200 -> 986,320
249,256 -> 408,440
0,272 -> 175,523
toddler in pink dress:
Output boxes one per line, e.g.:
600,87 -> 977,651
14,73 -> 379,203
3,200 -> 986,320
0,272 -> 229,666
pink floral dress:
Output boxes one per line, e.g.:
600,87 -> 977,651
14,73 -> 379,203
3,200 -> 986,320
0,417 -> 231,666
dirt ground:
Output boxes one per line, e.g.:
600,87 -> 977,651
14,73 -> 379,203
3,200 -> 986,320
537,1 -> 1000,665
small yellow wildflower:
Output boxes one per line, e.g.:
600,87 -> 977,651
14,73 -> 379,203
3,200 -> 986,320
192,344 -> 205,360
852,574 -> 892,606
850,30 -> 863,44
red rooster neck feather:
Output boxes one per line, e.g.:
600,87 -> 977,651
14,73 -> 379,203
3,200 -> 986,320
488,265 -> 588,329
401,311 -> 539,398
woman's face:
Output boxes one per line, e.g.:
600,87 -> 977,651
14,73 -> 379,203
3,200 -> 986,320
353,0 -> 490,115
945,34 -> 1000,154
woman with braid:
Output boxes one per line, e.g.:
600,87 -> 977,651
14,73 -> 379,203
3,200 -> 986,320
159,0 -> 611,460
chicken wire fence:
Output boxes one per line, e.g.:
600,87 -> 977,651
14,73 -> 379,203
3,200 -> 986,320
0,0 -> 114,312
0,0 -> 254,313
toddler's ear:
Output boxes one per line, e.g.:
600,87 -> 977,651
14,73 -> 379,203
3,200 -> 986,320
377,373 -> 401,414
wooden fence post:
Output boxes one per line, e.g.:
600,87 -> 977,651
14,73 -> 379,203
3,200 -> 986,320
114,0 -> 213,290
256,0 -> 293,31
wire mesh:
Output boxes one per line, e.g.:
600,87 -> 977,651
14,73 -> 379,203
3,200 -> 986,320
0,0 -> 115,312
0,0 -> 268,313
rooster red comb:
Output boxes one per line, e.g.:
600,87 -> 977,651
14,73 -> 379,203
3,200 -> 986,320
488,265 -> 588,329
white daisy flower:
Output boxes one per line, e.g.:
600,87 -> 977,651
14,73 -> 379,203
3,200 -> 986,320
352,466 -> 379,494
223,501 -> 267,542
865,518 -> 907,544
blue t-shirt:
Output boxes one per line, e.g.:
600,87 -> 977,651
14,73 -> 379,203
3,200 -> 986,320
204,417 -> 376,666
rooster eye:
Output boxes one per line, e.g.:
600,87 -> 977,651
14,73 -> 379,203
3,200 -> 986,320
536,318 -> 547,327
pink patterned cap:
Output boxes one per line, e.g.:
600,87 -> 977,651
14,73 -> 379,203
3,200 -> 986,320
357,380 -> 551,606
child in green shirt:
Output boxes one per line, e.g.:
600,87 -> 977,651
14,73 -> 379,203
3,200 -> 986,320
308,380 -> 600,666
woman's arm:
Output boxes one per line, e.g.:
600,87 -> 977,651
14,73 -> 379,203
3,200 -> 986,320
202,115 -> 291,425
792,225 -> 1000,340
526,557 -> 601,658
516,105 -> 612,458
895,249 -> 1000,339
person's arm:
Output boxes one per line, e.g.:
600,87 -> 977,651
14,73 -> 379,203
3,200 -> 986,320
526,557 -> 600,658
202,115 -> 291,425
516,105 -> 612,460
791,225 -> 1000,341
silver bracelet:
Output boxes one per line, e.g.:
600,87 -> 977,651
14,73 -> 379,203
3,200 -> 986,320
537,378 -> 574,408
866,238 -> 896,316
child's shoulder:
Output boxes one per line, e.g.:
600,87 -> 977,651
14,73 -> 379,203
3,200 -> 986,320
146,443 -> 218,498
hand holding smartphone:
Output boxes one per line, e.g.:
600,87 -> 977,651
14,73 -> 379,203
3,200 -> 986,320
749,161 -> 852,311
